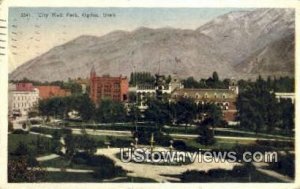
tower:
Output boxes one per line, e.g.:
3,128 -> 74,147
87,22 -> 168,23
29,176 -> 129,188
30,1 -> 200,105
155,74 -> 165,100
229,78 -> 239,95
90,65 -> 96,79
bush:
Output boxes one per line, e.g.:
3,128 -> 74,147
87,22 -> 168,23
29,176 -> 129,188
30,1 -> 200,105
173,140 -> 187,151
93,164 -> 126,180
269,153 -> 295,178
12,129 -> 29,134
197,124 -> 215,145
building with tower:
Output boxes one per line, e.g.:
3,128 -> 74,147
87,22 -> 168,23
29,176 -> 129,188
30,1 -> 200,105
89,67 -> 129,104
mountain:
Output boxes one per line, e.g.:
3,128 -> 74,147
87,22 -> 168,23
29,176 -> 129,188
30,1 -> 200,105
9,8 -> 295,82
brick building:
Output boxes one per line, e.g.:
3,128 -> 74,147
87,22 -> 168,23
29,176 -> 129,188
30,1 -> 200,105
89,67 -> 129,104
36,86 -> 71,100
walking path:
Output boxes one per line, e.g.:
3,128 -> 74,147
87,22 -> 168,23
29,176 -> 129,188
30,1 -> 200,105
29,131 -> 53,138
170,133 -> 293,142
215,127 -> 294,140
31,167 -> 94,173
95,147 -> 238,182
36,154 -> 60,162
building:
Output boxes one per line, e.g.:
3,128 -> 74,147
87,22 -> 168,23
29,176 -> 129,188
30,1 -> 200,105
133,77 -> 183,110
36,86 -> 71,100
73,78 -> 90,94
275,92 -> 295,104
89,67 -> 129,104
171,81 -> 239,123
8,83 -> 39,116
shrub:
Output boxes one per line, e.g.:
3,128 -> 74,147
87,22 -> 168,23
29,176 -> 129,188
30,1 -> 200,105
269,153 -> 295,178
12,129 -> 29,134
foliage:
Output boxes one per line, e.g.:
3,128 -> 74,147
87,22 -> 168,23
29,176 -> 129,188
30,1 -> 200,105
94,99 -> 126,123
197,119 -> 216,145
182,72 -> 228,89
269,152 -> 295,178
237,75 -> 294,134
64,133 -> 97,159
144,98 -> 173,128
8,156 -> 45,182
129,72 -> 155,86
11,77 -> 82,94
38,94 -> 95,121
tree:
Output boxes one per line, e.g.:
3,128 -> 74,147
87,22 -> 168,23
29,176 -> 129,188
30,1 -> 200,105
95,99 -> 126,123
212,71 -> 219,82
197,118 -> 215,145
144,98 -> 172,130
175,97 -> 197,132
77,94 -> 95,121
206,104 -> 223,127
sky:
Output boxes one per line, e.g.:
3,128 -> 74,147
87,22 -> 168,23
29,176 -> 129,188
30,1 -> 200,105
8,7 -> 251,72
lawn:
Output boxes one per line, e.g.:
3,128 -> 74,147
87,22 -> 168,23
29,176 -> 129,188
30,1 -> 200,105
40,156 -> 96,170
8,133 -> 52,156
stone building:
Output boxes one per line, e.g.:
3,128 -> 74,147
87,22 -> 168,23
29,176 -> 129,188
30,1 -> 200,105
8,83 -> 39,116
171,81 -> 239,123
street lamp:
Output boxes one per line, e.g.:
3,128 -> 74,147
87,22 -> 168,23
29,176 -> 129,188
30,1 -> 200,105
135,137 -> 138,148
169,140 -> 174,152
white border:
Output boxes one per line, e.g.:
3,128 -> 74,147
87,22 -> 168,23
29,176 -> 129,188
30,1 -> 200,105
0,0 -> 299,188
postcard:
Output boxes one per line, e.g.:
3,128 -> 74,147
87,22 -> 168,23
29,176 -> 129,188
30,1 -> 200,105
0,0 -> 299,188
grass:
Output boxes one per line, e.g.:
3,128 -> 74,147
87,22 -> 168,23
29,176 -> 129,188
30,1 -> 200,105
8,133 -> 52,156
180,138 -> 251,151
40,157 -> 97,170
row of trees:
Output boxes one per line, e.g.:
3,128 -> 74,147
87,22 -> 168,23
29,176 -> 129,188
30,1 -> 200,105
237,76 -> 294,134
129,72 -> 172,86
38,93 -> 223,129
182,72 -> 231,89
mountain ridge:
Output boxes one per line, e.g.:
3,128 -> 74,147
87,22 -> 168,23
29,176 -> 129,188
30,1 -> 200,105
10,8 -> 295,82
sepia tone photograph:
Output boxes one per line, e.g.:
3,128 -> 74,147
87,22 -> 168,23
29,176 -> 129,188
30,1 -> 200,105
3,1 -> 296,186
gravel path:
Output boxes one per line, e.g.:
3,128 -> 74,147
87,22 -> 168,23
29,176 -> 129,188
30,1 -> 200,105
96,147 -> 239,182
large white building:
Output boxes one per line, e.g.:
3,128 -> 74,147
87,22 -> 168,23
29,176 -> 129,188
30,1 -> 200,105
8,83 -> 40,116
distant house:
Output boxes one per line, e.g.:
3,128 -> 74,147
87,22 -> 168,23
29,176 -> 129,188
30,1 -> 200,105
274,92 -> 295,103
133,78 -> 183,110
36,85 -> 71,100
89,67 -> 129,104
171,80 -> 239,123
73,78 -> 90,93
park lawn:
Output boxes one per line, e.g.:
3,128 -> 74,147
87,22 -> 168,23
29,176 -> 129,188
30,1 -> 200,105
85,135 -> 134,148
175,138 -> 251,152
8,133 -> 52,156
40,156 -> 101,170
